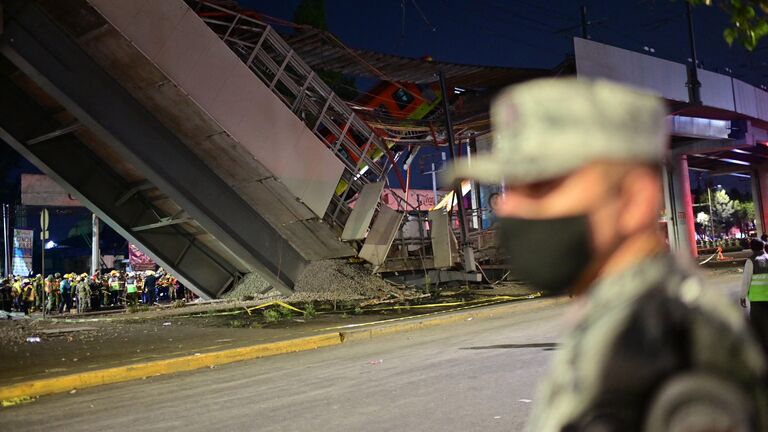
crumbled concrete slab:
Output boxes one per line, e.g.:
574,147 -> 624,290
224,259 -> 409,302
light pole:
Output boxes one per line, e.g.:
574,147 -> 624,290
707,187 -> 715,240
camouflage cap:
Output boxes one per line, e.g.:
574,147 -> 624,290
445,77 -> 668,185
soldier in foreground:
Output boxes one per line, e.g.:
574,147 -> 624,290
742,238 -> 768,356
448,78 -> 768,431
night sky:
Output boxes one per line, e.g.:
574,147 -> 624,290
241,0 -> 767,87
2,0 -> 764,200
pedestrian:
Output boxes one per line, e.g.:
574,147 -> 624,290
446,78 -> 768,430
742,238 -> 768,357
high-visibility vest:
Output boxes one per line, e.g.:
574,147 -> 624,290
749,273 -> 768,302
126,283 -> 137,293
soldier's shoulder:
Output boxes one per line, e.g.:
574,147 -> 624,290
660,272 -> 746,331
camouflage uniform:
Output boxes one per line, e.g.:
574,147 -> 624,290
526,255 -> 768,431
33,276 -> 43,311
76,279 -> 91,313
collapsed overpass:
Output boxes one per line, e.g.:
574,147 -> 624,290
0,0 -> 399,298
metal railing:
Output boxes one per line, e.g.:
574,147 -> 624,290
188,1 -> 394,231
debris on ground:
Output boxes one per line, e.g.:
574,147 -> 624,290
1,311 -> 29,320
25,337 -> 42,343
39,327 -> 97,335
1,396 -> 37,407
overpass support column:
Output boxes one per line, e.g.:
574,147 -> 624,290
664,155 -> 698,257
753,168 -> 768,237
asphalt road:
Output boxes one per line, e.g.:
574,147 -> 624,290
0,271 -> 746,432
1,300 -> 567,432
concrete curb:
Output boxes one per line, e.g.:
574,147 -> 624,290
0,296 -> 568,402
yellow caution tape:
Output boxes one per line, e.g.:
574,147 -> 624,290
244,301 -> 305,316
360,293 -> 541,312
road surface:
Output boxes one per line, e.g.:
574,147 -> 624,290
1,271 -> 745,432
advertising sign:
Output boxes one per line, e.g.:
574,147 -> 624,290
12,229 -> 34,276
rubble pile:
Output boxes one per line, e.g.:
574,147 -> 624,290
225,259 -> 404,302
223,273 -> 273,301
288,259 -> 399,302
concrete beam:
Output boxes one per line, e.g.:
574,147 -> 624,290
670,138 -> 749,157
0,1 -> 307,295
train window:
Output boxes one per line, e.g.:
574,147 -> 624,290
392,88 -> 414,111
420,85 -> 437,101
375,103 -> 391,117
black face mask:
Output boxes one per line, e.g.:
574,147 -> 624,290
498,215 -> 594,294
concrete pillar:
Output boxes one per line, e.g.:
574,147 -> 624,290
664,155 -> 698,257
753,169 -> 768,237
91,213 -> 99,275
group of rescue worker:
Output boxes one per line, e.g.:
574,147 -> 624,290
0,269 -> 195,315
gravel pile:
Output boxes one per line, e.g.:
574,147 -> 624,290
223,273 -> 273,301
224,259 -> 403,302
288,259 -> 398,302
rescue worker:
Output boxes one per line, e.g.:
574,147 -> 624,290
108,270 -> 121,306
742,238 -> 768,356
125,272 -> 138,306
143,270 -> 157,305
0,277 -> 11,312
76,275 -> 91,314
11,276 -> 22,311
89,273 -> 102,310
33,274 -> 43,312
446,78 -> 768,431
59,273 -> 72,313
21,279 -> 34,315
45,274 -> 57,314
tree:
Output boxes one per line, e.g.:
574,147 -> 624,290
696,211 -> 711,227
696,188 -> 737,236
689,0 -> 768,49
712,188 -> 736,225
733,199 -> 757,235
696,211 -> 712,240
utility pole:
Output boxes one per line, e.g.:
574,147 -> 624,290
580,5 -> 589,39
685,1 -> 702,105
708,187 -> 715,240
437,70 -> 475,273
2,204 -> 8,277
40,208 -> 49,319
